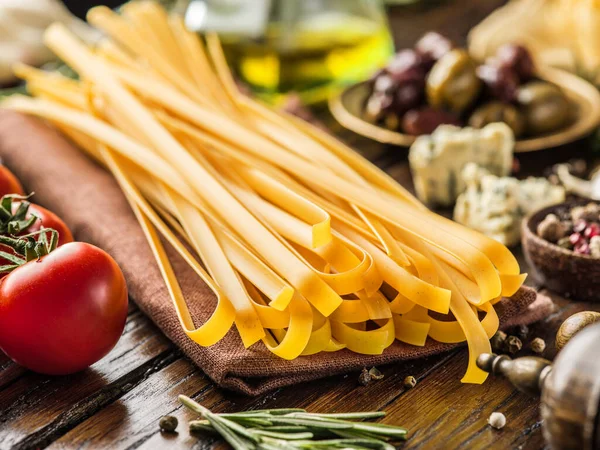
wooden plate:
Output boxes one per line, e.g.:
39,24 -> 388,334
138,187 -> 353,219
329,67 -> 600,153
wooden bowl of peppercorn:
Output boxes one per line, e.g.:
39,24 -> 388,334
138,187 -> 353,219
522,200 -> 600,301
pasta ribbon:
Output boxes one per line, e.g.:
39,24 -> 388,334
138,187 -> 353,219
2,4 -> 528,384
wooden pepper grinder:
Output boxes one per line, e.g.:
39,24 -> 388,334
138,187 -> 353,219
477,322 -> 600,450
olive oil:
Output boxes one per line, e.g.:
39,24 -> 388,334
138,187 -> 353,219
220,13 -> 393,104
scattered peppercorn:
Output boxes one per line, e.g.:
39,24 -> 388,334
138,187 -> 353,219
536,203 -> 600,258
358,368 -> 372,386
571,207 -> 586,223
505,335 -> 522,354
488,412 -> 506,429
159,415 -> 178,433
573,219 -> 588,234
585,223 -> 600,239
403,375 -> 417,389
530,337 -> 546,354
369,367 -> 385,380
536,213 -> 566,242
569,232 -> 583,246
574,241 -> 591,255
571,203 -> 600,222
490,330 -> 507,352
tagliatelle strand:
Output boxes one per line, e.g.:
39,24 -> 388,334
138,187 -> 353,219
162,186 -> 266,347
100,147 -> 237,346
2,8 -> 529,384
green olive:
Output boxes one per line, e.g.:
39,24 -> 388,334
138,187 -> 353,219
468,101 -> 526,137
517,81 -> 571,135
426,49 -> 481,112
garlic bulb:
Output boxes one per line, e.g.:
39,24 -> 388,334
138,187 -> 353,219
0,0 -> 100,84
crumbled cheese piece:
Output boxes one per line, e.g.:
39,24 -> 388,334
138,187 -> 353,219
454,164 -> 565,246
408,123 -> 514,206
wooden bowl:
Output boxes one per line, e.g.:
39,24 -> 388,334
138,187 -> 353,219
329,66 -> 600,153
521,201 -> 600,301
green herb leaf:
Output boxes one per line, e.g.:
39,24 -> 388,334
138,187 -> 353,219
179,395 -> 408,449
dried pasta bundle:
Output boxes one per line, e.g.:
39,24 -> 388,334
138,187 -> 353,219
2,1 -> 527,383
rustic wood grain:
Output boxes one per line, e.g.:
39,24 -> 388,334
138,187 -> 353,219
0,307 -> 176,450
44,288 -> 597,450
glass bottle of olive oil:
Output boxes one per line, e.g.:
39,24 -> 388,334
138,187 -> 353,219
187,0 -> 393,104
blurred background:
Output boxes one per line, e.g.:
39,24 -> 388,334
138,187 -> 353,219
1,0 -> 506,103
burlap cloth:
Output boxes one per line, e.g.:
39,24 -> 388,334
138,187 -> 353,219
0,111 -> 553,395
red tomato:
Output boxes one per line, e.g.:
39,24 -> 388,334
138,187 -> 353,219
0,165 -> 24,197
0,203 -> 74,270
19,203 -> 74,246
0,242 -> 128,375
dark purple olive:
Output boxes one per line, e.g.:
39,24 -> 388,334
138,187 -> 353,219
401,107 -> 461,135
476,64 -> 519,102
495,44 -> 535,81
393,79 -> 424,115
387,49 -> 427,84
415,32 -> 454,68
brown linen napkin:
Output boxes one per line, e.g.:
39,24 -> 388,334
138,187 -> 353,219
0,111 -> 553,395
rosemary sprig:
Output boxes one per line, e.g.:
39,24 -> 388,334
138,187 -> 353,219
179,395 -> 407,450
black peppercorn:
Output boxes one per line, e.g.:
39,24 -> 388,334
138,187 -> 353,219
159,415 -> 178,433
505,335 -> 523,354
358,368 -> 372,386
490,330 -> 507,353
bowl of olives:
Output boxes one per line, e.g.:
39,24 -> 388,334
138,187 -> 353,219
329,33 -> 600,152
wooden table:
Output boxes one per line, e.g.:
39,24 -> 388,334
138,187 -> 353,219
2,1 -> 600,449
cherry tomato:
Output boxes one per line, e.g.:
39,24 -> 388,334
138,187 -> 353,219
20,203 -> 74,246
0,165 -> 24,198
0,202 -> 73,270
0,242 -> 128,375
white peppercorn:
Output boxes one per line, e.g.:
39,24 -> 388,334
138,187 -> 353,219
403,375 -> 417,389
536,214 -> 567,242
571,203 -> 600,222
488,412 -> 506,429
530,337 -> 546,354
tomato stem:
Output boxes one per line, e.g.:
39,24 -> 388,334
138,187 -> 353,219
0,228 -> 60,272
0,194 -> 40,236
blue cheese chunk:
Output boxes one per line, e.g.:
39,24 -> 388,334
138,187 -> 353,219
454,164 -> 566,246
408,123 -> 514,207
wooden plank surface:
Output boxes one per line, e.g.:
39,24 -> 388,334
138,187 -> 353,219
3,1 -> 599,449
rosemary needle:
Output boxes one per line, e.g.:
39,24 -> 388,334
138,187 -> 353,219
178,395 -> 407,449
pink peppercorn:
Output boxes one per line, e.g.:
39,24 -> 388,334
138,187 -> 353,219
575,242 -> 591,255
569,233 -> 584,246
584,223 -> 600,239
573,220 -> 588,234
